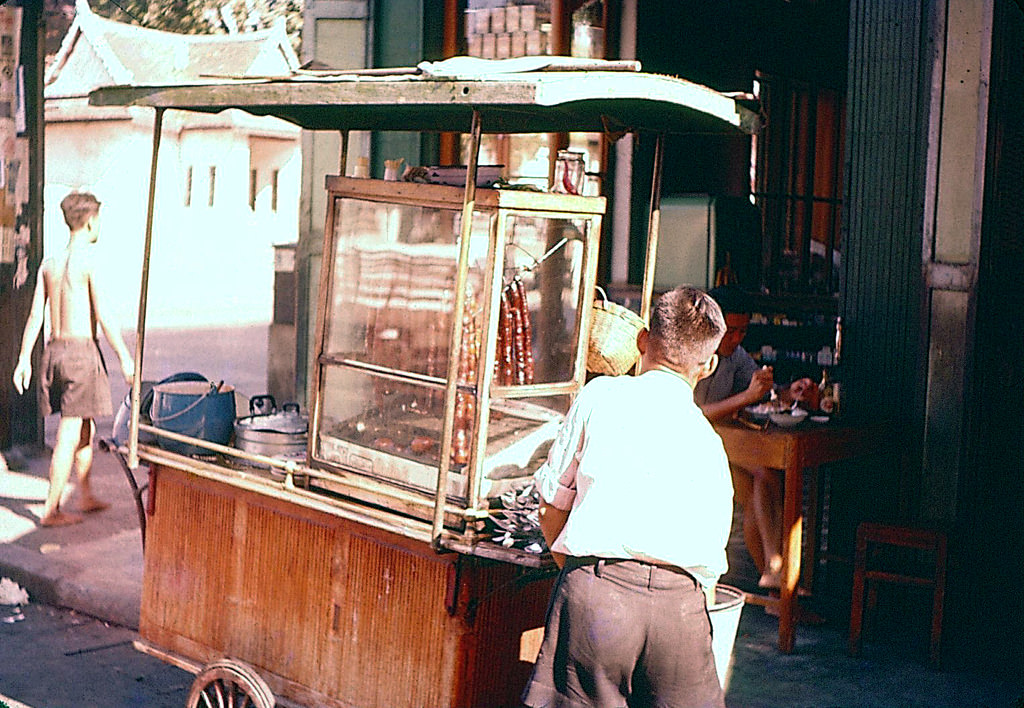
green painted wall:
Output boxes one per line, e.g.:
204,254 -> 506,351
371,0 -> 444,177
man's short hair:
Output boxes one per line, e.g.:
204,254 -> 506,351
649,286 -> 726,370
60,191 -> 101,232
707,285 -> 751,316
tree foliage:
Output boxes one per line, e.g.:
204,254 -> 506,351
88,0 -> 303,51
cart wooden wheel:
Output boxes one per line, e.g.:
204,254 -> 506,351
186,658 -> 276,708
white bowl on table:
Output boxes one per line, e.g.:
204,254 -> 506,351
769,408 -> 808,428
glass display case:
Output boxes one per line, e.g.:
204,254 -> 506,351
309,176 -> 603,528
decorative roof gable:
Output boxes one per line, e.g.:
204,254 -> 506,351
45,0 -> 299,99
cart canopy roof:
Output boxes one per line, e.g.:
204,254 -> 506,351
88,57 -> 761,135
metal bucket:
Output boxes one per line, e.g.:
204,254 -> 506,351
111,372 -> 207,445
709,584 -> 745,690
233,396 -> 308,480
150,380 -> 236,456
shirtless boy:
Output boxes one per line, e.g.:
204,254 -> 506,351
13,191 -> 134,527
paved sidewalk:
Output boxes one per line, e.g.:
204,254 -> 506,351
0,419 -> 144,630
5,431 -> 1024,707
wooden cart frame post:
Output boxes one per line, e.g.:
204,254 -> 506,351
433,109 -> 483,547
127,107 -> 164,469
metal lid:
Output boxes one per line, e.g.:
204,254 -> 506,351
238,404 -> 308,435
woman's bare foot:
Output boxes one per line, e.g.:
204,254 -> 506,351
760,575 -> 812,597
39,510 -> 84,527
77,497 -> 110,513
758,554 -> 784,589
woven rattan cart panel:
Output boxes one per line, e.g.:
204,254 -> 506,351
141,464 -> 553,707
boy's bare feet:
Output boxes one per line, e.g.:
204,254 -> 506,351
39,510 -> 84,527
78,497 -> 110,513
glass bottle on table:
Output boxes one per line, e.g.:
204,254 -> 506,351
818,368 -> 834,414
551,150 -> 585,195
834,316 -> 843,365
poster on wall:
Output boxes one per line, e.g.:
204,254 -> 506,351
0,6 -> 19,121
10,137 -> 28,289
0,4 -> 22,283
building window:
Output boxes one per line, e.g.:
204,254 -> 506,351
249,168 -> 258,210
752,73 -> 845,296
271,169 -> 279,212
208,166 -> 217,207
184,166 -> 193,207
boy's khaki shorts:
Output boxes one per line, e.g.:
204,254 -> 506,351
41,338 -> 113,419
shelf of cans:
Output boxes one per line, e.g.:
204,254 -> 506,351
465,3 -> 549,58
463,1 -> 605,60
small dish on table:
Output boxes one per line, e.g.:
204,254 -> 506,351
768,408 -> 809,428
744,400 -> 788,423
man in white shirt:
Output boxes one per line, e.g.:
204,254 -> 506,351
694,285 -> 816,591
523,286 -> 732,708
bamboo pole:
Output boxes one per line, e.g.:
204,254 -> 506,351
636,133 -> 665,374
128,108 -> 165,469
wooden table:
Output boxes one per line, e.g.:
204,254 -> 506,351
714,419 -> 891,653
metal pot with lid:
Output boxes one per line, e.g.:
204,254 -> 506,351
234,394 -> 308,461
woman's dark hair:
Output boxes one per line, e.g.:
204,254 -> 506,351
706,285 -> 751,316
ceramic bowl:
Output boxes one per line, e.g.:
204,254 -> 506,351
769,408 -> 808,428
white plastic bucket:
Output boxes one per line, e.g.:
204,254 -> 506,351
709,584 -> 745,690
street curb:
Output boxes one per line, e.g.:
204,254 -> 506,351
0,531 -> 140,631
0,543 -> 63,610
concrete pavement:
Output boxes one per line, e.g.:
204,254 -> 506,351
4,432 -> 1024,707
6,426 -> 1024,708
0,425 -> 144,630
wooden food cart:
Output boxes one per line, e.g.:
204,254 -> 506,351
90,58 -> 758,708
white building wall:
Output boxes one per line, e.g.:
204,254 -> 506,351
45,116 -> 165,334
44,111 -> 300,332
160,124 -> 272,328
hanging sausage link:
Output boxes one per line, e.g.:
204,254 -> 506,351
452,302 -> 478,466
513,277 -> 535,384
499,289 -> 515,385
494,279 -> 535,386
510,290 -> 528,384
449,276 -> 535,466
494,295 -> 506,383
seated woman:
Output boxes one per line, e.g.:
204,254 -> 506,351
695,286 -> 815,589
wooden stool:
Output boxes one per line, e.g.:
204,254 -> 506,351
848,522 -> 947,667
